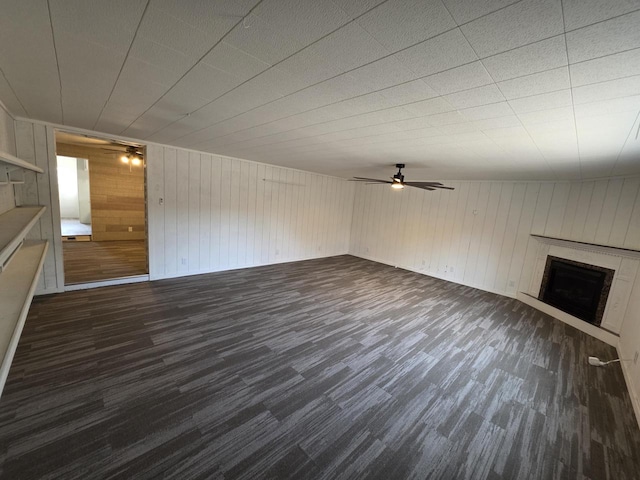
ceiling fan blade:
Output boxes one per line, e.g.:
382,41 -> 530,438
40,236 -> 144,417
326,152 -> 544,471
403,181 -> 444,187
404,182 -> 454,190
411,185 -> 436,191
351,177 -> 392,184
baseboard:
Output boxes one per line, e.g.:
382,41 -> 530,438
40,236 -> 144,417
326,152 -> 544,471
150,252 -> 351,281
64,275 -> 150,291
348,253 -> 517,299
619,341 -> 640,431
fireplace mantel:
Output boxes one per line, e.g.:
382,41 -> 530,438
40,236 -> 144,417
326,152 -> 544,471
519,235 -> 640,344
531,235 -> 640,259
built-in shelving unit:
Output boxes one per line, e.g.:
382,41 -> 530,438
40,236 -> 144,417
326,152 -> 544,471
0,241 -> 48,392
0,148 -> 47,396
0,206 -> 46,270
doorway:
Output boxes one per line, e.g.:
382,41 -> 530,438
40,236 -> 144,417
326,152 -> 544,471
55,131 -> 148,285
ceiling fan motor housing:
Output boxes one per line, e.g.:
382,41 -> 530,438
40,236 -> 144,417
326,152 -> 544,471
394,163 -> 405,183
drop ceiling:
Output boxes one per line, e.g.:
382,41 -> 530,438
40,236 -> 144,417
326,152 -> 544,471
1,0 -> 639,180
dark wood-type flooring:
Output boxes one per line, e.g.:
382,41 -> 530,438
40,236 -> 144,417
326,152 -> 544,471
63,240 -> 148,284
1,255 -> 638,479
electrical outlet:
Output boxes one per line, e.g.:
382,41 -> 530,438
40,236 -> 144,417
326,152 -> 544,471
449,266 -> 454,273
275,248 -> 280,255
128,226 -> 133,232
508,280 -> 515,287
635,351 -> 639,364
181,258 -> 187,265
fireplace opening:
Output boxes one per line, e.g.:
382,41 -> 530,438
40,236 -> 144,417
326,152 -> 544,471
538,256 -> 614,326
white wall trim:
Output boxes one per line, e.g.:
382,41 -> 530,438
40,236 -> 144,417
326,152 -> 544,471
618,343 -> 640,431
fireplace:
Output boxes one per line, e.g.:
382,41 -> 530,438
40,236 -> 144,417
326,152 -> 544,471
538,256 -> 615,326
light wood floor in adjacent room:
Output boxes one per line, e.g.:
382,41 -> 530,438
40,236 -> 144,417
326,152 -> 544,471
63,240 -> 148,284
1,255 -> 638,479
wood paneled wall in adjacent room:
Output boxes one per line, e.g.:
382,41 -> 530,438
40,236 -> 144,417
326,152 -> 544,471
146,145 -> 355,280
56,143 -> 145,241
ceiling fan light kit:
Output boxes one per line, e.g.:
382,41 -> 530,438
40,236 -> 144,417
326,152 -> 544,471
351,164 -> 454,192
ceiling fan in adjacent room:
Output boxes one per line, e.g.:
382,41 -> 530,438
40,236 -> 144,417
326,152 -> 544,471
101,145 -> 144,171
350,164 -> 454,191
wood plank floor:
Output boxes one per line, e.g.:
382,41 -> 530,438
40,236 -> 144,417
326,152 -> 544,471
62,240 -> 148,284
1,255 -> 638,479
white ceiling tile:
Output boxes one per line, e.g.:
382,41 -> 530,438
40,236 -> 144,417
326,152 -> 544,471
442,0 -> 518,24
331,0 -> 388,18
481,35 -> 568,81
50,0 -> 147,53
128,36 -> 195,86
345,56 -> 420,92
573,95 -> 640,119
171,63 -> 241,102
395,29 -> 477,77
252,0 -> 350,45
459,101 -> 514,120
566,10 -> 640,63
424,111 -> 468,126
154,0 -> 258,32
517,106 -> 574,125
401,97 -> 455,117
224,12 -> 301,64
562,0 -> 640,31
0,0 -> 62,122
570,48 -> 640,87
471,115 -> 522,130
0,73 -> 26,117
202,41 -> 272,82
277,23 -> 387,84
444,84 -> 505,109
379,80 -> 439,105
460,0 -> 564,57
137,4 -> 231,62
424,62 -> 493,95
508,89 -> 573,114
572,75 -> 640,104
356,0 -> 455,51
497,67 -> 570,99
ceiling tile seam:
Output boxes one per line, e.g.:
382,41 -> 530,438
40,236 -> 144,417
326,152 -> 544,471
0,67 -> 29,118
559,0 -> 583,180
177,30 -> 588,150
441,1 -> 558,179
563,6 -> 640,35
92,0 -> 151,131
117,0 -> 269,136
608,110 -> 640,179
137,0 -> 399,140
46,0 -> 64,124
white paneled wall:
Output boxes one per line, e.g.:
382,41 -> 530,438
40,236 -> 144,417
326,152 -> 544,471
146,145 -> 354,280
0,103 -> 17,215
13,121 -> 64,294
350,177 -> 640,297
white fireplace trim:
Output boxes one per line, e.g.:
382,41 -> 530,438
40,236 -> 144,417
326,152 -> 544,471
523,235 -> 640,337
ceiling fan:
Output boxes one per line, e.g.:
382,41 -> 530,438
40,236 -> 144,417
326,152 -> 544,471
101,145 -> 144,170
350,164 -> 454,191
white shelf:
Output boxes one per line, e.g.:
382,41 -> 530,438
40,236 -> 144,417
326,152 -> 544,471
0,149 -> 44,174
0,240 -> 48,396
0,206 -> 47,270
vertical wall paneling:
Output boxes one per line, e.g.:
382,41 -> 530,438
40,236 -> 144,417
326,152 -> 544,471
199,155 -> 211,272
583,180 -> 608,243
349,176 -> 640,298
163,149 -> 178,276
188,152 -> 200,271
570,181 -> 595,240
146,144 -> 164,279
610,178 -> 640,246
594,178 -> 624,245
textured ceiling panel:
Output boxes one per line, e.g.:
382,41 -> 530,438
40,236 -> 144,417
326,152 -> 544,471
1,0 -> 639,180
